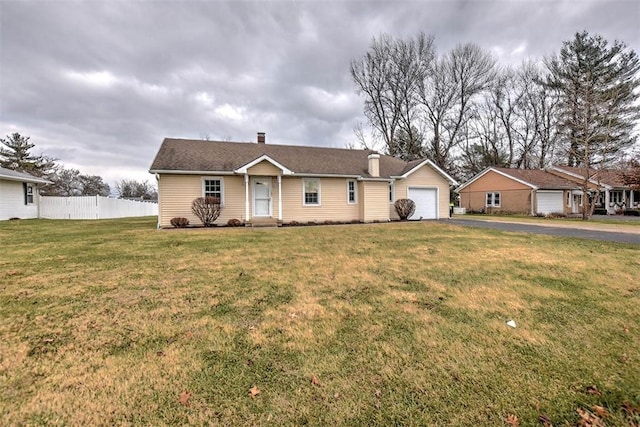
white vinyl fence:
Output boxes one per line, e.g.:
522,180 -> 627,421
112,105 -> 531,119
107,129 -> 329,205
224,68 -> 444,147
40,196 -> 157,220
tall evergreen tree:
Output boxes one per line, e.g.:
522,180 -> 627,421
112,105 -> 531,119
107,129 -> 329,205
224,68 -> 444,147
0,132 -> 56,176
545,31 -> 640,219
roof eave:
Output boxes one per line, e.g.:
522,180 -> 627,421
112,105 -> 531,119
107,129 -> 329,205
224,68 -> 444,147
358,177 -> 393,182
0,174 -> 52,184
397,159 -> 458,185
234,154 -> 294,175
296,173 -> 365,179
149,169 -> 237,175
549,165 -> 607,187
456,167 -> 538,192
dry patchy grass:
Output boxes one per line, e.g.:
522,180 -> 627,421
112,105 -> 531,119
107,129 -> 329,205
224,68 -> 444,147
0,218 -> 638,426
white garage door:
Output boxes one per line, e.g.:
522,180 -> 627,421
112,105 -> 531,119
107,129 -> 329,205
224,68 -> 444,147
536,191 -> 564,215
407,187 -> 438,220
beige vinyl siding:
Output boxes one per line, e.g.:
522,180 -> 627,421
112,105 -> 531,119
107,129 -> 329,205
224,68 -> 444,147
247,161 -> 281,176
361,181 -> 390,222
393,165 -> 451,219
389,182 -> 398,220
281,177 -> 360,222
158,174 -> 245,227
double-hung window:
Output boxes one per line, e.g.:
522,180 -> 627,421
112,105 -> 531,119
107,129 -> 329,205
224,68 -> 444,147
486,192 -> 500,207
24,184 -> 34,205
389,182 -> 395,203
303,178 -> 320,206
203,178 -> 223,204
347,180 -> 357,204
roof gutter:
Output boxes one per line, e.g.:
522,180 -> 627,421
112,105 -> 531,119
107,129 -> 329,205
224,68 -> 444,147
358,177 -> 393,182
148,169 -> 237,175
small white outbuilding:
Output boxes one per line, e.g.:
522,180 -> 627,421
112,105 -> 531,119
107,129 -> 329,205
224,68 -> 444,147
0,167 -> 51,221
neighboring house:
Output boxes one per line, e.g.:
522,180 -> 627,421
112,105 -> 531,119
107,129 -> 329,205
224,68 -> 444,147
548,165 -> 639,214
149,133 -> 457,227
0,167 -> 51,221
456,167 -> 581,216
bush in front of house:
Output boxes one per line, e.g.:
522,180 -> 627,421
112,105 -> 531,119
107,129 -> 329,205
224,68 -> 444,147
623,209 -> 640,216
191,196 -> 222,227
394,198 -> 416,220
170,217 -> 189,228
227,218 -> 243,227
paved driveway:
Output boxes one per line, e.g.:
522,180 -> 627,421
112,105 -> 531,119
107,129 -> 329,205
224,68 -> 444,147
445,218 -> 640,244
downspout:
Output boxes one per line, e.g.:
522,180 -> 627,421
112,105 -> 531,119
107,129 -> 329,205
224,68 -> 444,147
244,174 -> 249,222
277,175 -> 282,223
155,174 -> 160,228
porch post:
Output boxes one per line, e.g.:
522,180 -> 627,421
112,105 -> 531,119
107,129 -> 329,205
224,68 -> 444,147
605,189 -> 611,214
244,174 -> 249,221
624,190 -> 628,208
277,175 -> 282,221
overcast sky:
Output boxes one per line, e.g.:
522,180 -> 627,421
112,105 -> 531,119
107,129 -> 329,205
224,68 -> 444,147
1,0 -> 638,187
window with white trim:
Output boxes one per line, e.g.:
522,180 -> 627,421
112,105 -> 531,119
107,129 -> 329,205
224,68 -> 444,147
347,180 -> 357,204
486,192 -> 500,207
203,178 -> 223,204
389,182 -> 395,203
303,178 -> 320,205
25,184 -> 34,204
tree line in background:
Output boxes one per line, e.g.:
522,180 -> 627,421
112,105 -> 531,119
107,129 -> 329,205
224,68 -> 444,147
350,30 -> 640,181
0,133 -> 156,199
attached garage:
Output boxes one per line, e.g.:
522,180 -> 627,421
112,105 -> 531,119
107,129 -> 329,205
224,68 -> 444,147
536,190 -> 564,215
407,187 -> 438,219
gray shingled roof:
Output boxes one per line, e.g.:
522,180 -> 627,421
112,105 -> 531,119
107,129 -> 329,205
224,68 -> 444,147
0,166 -> 51,184
149,138 -> 418,179
493,167 -> 578,189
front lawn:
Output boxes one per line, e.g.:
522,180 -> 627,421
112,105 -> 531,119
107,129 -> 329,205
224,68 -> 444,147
1,218 -> 638,426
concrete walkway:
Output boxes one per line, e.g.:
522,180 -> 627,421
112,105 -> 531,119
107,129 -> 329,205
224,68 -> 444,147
446,216 -> 640,244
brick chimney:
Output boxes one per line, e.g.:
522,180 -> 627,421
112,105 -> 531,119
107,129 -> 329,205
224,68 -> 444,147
368,153 -> 380,177
257,132 -> 266,144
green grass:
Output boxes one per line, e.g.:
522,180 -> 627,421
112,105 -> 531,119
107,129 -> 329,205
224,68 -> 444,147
1,217 -> 639,426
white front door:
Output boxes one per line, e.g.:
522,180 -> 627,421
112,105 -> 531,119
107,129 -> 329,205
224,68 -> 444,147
572,194 -> 581,213
253,178 -> 272,217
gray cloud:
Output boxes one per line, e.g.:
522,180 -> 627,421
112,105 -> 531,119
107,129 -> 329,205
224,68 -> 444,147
1,0 -> 638,185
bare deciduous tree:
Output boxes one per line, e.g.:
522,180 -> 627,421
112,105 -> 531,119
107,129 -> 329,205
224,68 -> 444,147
351,33 -> 434,160
420,43 -> 497,171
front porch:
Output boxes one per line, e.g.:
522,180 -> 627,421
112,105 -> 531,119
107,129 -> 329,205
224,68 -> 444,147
597,188 -> 640,214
